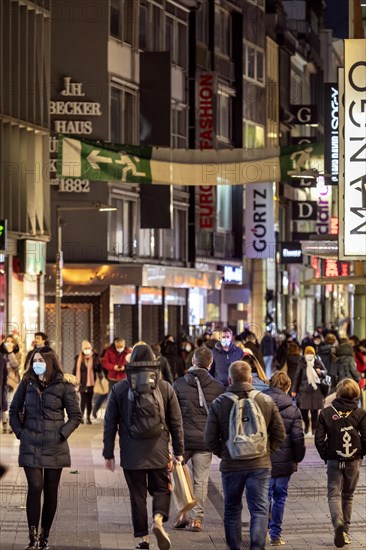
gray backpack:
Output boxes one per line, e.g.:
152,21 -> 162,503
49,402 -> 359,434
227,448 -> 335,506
224,390 -> 268,460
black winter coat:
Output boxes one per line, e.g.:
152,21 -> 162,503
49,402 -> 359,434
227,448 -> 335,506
315,397 -> 366,461
211,343 -> 244,386
263,387 -> 305,477
103,378 -> 184,470
291,357 -> 327,410
0,354 -> 7,411
335,344 -> 360,382
9,373 -> 82,468
204,382 -> 286,472
173,367 -> 225,451
285,353 -> 301,385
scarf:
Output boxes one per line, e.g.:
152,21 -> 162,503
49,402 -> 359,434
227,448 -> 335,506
305,358 -> 320,390
76,354 -> 95,387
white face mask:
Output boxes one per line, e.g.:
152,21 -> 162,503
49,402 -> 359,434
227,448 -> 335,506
305,354 -> 314,361
83,349 -> 92,356
185,344 -> 192,352
116,347 -> 124,353
221,337 -> 231,348
4,342 -> 13,351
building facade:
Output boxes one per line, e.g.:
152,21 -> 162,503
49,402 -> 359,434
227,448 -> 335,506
0,0 -> 51,350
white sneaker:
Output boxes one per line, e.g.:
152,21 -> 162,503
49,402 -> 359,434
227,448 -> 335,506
152,519 -> 171,550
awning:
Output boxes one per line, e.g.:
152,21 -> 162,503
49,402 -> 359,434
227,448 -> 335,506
46,263 -> 223,294
304,276 -> 366,286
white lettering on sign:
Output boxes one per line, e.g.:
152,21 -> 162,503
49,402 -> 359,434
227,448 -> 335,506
224,265 -> 243,284
330,86 -> 339,183
49,76 -> 103,192
283,248 -> 301,258
344,39 -> 366,256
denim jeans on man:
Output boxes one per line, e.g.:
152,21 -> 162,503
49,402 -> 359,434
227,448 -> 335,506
327,459 -> 361,533
184,450 -> 212,520
268,475 -> 290,541
221,468 -> 270,550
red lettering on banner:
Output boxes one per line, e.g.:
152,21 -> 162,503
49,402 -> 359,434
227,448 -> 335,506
198,72 -> 215,229
325,259 -> 339,277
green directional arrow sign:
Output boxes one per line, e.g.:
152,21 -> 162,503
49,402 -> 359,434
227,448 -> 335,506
58,136 -> 153,184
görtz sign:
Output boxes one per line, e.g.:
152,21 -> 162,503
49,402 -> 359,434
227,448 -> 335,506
343,39 -> 366,257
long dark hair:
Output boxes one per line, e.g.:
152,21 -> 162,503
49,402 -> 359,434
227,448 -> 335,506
23,347 -> 64,385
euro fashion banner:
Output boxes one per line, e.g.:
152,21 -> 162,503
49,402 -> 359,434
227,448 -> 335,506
57,135 -> 281,186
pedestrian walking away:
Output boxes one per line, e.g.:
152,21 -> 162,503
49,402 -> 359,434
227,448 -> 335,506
9,346 -> 82,550
264,371 -> 306,546
173,346 -> 225,531
204,360 -> 285,550
103,344 -> 184,550
315,378 -> 366,548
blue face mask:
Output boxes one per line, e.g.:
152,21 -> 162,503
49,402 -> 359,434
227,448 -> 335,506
33,362 -> 46,376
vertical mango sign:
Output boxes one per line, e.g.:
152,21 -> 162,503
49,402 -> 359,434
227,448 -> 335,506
343,39 -> 366,257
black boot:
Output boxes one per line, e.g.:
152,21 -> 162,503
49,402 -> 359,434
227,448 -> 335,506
25,526 -> 38,549
39,528 -> 50,549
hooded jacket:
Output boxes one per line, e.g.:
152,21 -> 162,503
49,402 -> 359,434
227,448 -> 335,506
211,342 -> 244,386
315,396 -> 366,461
9,372 -> 82,468
335,343 -> 360,382
173,367 -> 225,451
103,374 -> 184,469
263,387 -> 305,477
204,382 -> 286,472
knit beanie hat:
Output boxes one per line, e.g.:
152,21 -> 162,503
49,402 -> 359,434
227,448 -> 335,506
304,346 -> 315,355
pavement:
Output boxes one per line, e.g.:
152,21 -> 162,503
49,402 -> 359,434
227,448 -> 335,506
0,421 -> 365,550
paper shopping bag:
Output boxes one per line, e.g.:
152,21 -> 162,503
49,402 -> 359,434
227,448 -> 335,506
171,462 -> 197,520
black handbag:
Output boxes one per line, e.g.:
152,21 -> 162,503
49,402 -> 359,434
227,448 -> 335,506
318,375 -> 331,397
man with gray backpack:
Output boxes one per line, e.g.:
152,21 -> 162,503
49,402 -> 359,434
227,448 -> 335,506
204,360 -> 285,550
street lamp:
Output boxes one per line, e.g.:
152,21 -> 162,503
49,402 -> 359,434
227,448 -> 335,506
55,202 -> 117,359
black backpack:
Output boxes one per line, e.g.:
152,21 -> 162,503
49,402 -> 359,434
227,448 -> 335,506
126,363 -> 166,439
328,405 -> 361,464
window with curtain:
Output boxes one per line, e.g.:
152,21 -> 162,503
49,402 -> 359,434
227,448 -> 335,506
110,87 -> 137,144
217,185 -> 232,231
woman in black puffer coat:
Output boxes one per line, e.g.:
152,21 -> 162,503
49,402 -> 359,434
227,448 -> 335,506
264,371 -> 306,545
9,347 -> 82,550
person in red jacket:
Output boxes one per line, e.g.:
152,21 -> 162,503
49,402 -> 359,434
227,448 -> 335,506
102,338 -> 131,390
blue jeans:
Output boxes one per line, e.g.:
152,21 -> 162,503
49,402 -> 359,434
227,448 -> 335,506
268,475 -> 290,541
221,468 -> 270,550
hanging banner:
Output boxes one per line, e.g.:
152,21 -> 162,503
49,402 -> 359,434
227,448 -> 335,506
57,135 -> 281,185
338,68 -> 346,259
197,72 -> 216,229
292,201 -> 317,221
280,142 -> 324,182
244,182 -> 275,259
324,83 -> 339,185
342,39 -> 366,258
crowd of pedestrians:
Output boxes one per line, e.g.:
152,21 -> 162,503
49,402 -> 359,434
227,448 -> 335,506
1,325 -> 366,550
